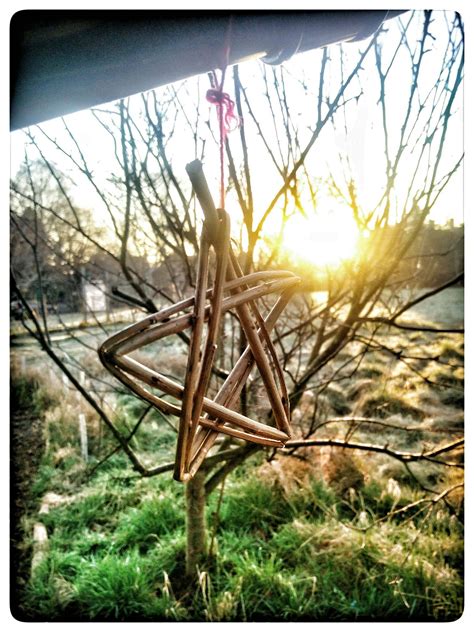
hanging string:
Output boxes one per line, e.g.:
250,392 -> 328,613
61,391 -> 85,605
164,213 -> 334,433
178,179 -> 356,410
206,19 -> 239,210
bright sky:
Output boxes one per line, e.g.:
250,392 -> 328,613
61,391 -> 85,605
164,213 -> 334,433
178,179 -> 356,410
9,8 -> 464,270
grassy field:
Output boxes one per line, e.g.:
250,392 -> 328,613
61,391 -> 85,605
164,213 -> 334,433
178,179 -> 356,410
10,288 -> 464,622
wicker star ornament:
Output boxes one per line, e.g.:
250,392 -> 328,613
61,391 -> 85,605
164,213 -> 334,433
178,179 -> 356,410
99,161 -> 300,481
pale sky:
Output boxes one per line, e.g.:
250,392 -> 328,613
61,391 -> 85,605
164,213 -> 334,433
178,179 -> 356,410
9,8 -> 464,249
11,8 -> 463,242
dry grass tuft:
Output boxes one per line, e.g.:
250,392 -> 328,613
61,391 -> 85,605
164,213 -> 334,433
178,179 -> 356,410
257,456 -> 316,496
319,446 -> 365,496
291,390 -> 335,429
347,378 -> 375,402
130,347 -> 188,380
52,447 -> 77,466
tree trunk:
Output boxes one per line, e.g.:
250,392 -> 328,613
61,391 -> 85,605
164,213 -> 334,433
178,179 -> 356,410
185,470 -> 208,576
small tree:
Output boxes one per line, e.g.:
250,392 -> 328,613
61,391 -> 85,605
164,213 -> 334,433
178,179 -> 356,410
11,10 -> 463,576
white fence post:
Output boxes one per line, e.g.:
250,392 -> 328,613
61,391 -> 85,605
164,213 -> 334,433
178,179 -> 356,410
78,413 -> 88,462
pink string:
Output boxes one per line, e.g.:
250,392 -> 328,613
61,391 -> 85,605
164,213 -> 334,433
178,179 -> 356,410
206,33 -> 239,209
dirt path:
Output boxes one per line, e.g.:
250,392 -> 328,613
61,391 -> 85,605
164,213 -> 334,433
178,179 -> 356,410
10,398 -> 45,617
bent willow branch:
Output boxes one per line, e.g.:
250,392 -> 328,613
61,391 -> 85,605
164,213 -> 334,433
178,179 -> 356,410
284,437 -> 464,467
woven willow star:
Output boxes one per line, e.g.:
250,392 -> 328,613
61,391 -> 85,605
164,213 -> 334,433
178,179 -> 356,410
100,158 -> 301,481
99,210 -> 299,481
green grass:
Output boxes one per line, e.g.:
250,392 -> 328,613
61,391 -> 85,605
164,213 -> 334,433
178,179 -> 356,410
16,456 -> 463,622
11,371 -> 56,416
11,313 -> 464,623
113,493 -> 184,552
23,548 -> 183,621
219,478 -> 296,535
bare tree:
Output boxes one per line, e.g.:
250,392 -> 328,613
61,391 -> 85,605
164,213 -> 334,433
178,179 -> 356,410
10,10 -> 463,575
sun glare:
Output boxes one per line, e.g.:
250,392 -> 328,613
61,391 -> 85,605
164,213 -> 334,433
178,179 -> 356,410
280,211 -> 360,269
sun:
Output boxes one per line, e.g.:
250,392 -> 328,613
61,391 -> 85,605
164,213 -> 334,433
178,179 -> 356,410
280,210 -> 360,268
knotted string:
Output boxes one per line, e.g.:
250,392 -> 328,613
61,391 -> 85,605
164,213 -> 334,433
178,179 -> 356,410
205,22 -> 239,210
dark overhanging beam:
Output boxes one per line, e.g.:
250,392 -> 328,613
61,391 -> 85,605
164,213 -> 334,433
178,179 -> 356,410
10,10 -> 406,131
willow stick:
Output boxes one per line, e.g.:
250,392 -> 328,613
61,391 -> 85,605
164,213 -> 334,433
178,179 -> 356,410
103,276 -> 299,357
226,255 -> 291,436
114,355 -> 288,442
187,286 -> 297,476
174,231 -> 211,480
